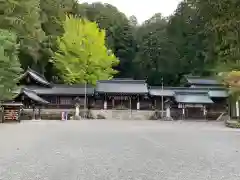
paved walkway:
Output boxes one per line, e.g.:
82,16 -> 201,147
0,120 -> 240,180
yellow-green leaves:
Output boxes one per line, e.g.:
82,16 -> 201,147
53,15 -> 119,85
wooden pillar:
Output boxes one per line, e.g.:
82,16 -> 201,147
0,106 -> 3,123
121,94 -> 123,109
38,106 -> 41,120
154,99 -> 157,110
229,97 -> 231,118
129,96 -> 132,119
112,98 -> 115,109
129,96 -> 132,110
32,106 -> 36,120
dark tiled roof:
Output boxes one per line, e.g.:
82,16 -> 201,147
20,88 -> 49,104
185,76 -> 220,85
149,87 -> 208,96
208,90 -> 229,98
96,80 -> 148,94
149,86 -> 229,98
190,85 -> 224,89
174,93 -> 213,104
149,87 -> 175,96
19,68 -> 51,87
25,84 -> 94,96
173,88 -> 208,94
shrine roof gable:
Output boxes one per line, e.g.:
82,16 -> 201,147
18,67 -> 52,87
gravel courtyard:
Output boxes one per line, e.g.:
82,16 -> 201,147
1,120 -> 240,180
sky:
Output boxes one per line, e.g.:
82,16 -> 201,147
82,0 -> 181,23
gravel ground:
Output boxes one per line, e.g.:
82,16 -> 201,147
1,120 -> 240,180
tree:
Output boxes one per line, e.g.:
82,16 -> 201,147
166,2 -> 212,77
133,14 -> 179,85
184,0 -> 240,94
129,15 -> 138,27
53,15 -> 119,85
40,0 -> 78,80
187,0 -> 240,73
75,2 -> 137,78
0,0 -> 46,70
0,30 -> 22,100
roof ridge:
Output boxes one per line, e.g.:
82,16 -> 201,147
22,87 -> 36,94
26,68 -> 51,87
27,67 -> 47,80
98,79 -> 146,84
53,84 -> 94,88
185,75 -> 217,80
175,92 -> 209,95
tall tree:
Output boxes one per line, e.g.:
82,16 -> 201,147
0,0 -> 46,70
40,0 -> 77,79
134,14 -> 179,85
53,16 -> 119,85
166,2 -> 213,76
75,2 -> 137,78
129,15 -> 138,27
0,30 -> 22,100
187,0 -> 240,72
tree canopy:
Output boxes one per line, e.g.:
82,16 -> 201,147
1,0 -> 240,89
75,3 -> 137,78
53,15 -> 119,85
0,30 -> 22,100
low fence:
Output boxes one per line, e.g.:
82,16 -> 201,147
20,109 -> 159,120
12,105 -> 228,121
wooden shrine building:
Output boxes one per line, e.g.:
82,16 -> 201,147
16,67 -> 95,109
9,68 -> 230,120
149,76 -> 228,119
95,79 -> 150,110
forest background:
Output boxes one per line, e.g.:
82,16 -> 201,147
1,0 -> 240,98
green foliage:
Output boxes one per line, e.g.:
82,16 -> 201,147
129,15 -> 138,27
134,14 -> 172,85
188,0 -> 240,72
186,0 -> 240,93
0,30 -> 22,100
166,2 -> 214,78
53,15 -> 119,85
0,0 -> 45,64
39,0 -> 77,79
0,0 -> 77,78
75,3 -> 137,78
1,0 -> 240,87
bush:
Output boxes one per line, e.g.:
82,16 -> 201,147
96,114 -> 106,119
225,120 -> 240,128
